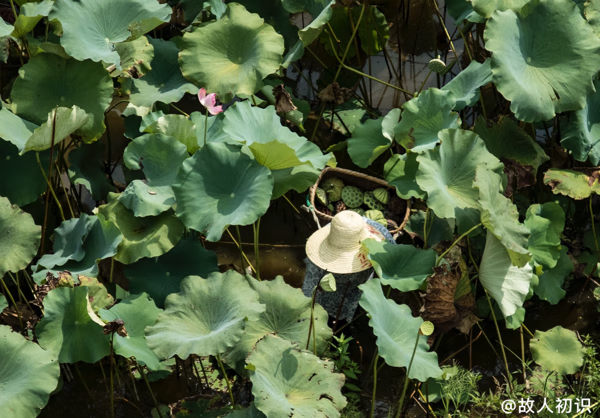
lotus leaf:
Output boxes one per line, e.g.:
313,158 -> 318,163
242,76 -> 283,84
225,403 -> 266,418
394,88 -> 460,153
67,141 -> 115,201
543,168 -> 600,199
384,153 -> 426,200
36,286 -> 110,363
441,59 -> 492,111
471,0 -> 529,18
364,239 -> 437,292
235,0 -> 299,49
0,140 -> 51,206
405,210 -> 455,247
127,38 -> 198,117
474,166 -> 531,267
11,0 -> 53,39
141,114 -> 198,153
248,335 -> 347,418
364,210 -> 387,226
123,236 -> 219,308
525,202 -> 564,269
50,0 -> 172,68
173,142 -> 273,242
99,293 -> 162,370
0,325 -> 60,417
10,54 -> 113,140
560,79 -> 600,165
179,3 -> 285,101
348,109 -> 399,168
586,0 -> 600,36
0,17 -> 12,38
416,129 -> 503,219
113,36 -> 154,78
535,247 -> 572,304
530,326 -> 585,375
484,0 -> 600,122
98,194 -> 184,264
359,279 -> 443,381
32,213 -> 123,283
223,276 -> 331,373
0,295 -> 6,313
79,276 -> 114,313
479,233 -> 533,318
0,196 -> 41,279
446,0 -> 485,23
145,271 -> 265,359
120,134 -> 189,217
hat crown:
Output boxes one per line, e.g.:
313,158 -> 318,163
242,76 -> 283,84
327,211 -> 366,249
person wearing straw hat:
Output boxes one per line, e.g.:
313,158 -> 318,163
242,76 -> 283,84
302,210 -> 395,326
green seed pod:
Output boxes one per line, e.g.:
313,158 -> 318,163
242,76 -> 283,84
321,177 -> 344,201
373,188 -> 390,205
315,187 -> 328,206
420,321 -> 435,336
363,191 -> 386,211
341,186 -> 364,208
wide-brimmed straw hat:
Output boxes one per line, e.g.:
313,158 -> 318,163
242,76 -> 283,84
306,211 -> 387,274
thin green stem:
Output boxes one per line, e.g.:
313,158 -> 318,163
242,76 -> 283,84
370,353 -> 379,418
395,331 -> 421,418
0,277 -> 23,330
8,0 -> 18,20
204,108 -> 209,147
36,152 -> 65,222
56,163 -> 75,218
282,194 -> 301,215
235,226 -> 246,272
104,100 -> 130,114
110,335 -> 115,418
216,354 -> 235,406
74,363 -> 95,403
436,223 -> 483,266
226,228 -> 255,273
126,359 -> 140,401
522,323 -> 535,338
170,103 -> 189,117
7,272 -> 32,311
253,219 -> 261,280
138,362 -> 162,418
109,257 -> 115,283
306,286 -> 318,350
417,70 -> 433,95
485,289 -> 513,393
591,198 -> 600,264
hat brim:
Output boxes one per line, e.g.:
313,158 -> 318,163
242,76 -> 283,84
306,221 -> 386,274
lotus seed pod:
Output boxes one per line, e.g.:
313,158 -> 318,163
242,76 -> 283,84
373,188 -> 389,205
320,273 -> 337,292
341,186 -> 364,208
420,321 -> 435,336
335,201 -> 347,213
315,187 -> 328,206
428,56 -> 447,74
364,210 -> 387,227
363,191 -> 386,211
321,177 -> 344,201
349,208 -> 365,216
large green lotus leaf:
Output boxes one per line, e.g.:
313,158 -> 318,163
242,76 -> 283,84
473,116 -> 549,173
172,142 -> 273,242
0,325 -> 60,417
530,326 -> 585,375
484,0 -> 600,122
67,141 -> 115,201
358,6 -> 390,55
446,0 -> 486,23
99,293 -> 162,370
0,196 -> 41,278
10,54 -> 113,140
474,166 -> 531,267
479,232 -> 533,318
11,0 -> 53,38
364,239 -> 437,292
50,0 -> 171,68
535,247 -> 572,304
394,88 -> 460,153
180,3 -> 284,101
416,129 -> 503,219
405,210 -> 455,247
0,140 -> 51,207
525,202 -> 564,269
235,0 -> 299,49
359,279 -> 442,381
348,111 -> 398,169
560,79 -> 600,165
384,152 -> 426,200
113,35 -> 154,78
543,168 -> 600,199
222,276 -> 332,374
223,101 -> 330,169
32,213 -> 123,284
36,286 -> 110,363
122,236 -> 219,308
471,0 -> 529,17
0,105 -> 90,154
127,38 -> 198,116
120,134 -> 189,217
98,194 -> 184,264
441,59 -> 492,111
142,114 -> 198,153
146,271 -> 265,359
248,335 -> 347,418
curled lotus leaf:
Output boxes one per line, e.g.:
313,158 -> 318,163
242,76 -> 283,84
484,0 -> 600,122
247,335 -> 347,418
530,326 -> 586,375
543,168 -> 600,200
525,202 -> 565,270
384,153 -> 426,200
50,0 -> 172,68
113,35 -> 154,78
441,59 -> 492,111
179,3 -> 285,101
145,270 -> 266,359
0,325 -> 60,418
348,109 -> 399,168
172,142 -> 273,242
358,279 -> 443,382
235,0 -> 300,50
535,247 -> 572,305
11,0 -> 53,39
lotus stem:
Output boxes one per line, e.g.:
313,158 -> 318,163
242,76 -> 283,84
191,355 -> 204,393
109,335 -> 115,418
253,218 -> 261,281
484,289 -> 513,393
520,325 -> 527,389
282,193 -> 301,215
204,108 -> 208,146
370,353 -> 379,418
7,272 -> 32,311
522,323 -> 535,338
430,0 -> 461,71
395,330 -> 421,418
138,361 -> 163,418
226,227 -> 256,273
216,354 -> 235,407
55,162 -> 75,218
109,257 -> 115,283
36,152 -> 65,222
8,0 -> 17,20
126,359 -> 140,401
74,363 -> 95,403
0,277 -> 23,330
170,103 -> 189,117
306,284 -> 319,351
435,223 -> 482,267
197,355 -> 210,388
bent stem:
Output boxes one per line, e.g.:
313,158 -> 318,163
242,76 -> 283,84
435,223 -> 483,266
138,361 -> 162,418
484,289 -> 513,393
370,353 -> 380,418
0,277 -> 23,330
109,335 -> 115,418
395,330 -> 421,418
253,218 -> 261,281
216,354 -> 235,406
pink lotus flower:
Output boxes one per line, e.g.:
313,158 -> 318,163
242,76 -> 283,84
198,88 -> 223,115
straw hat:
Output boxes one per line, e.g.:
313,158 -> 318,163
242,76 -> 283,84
306,211 -> 387,274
